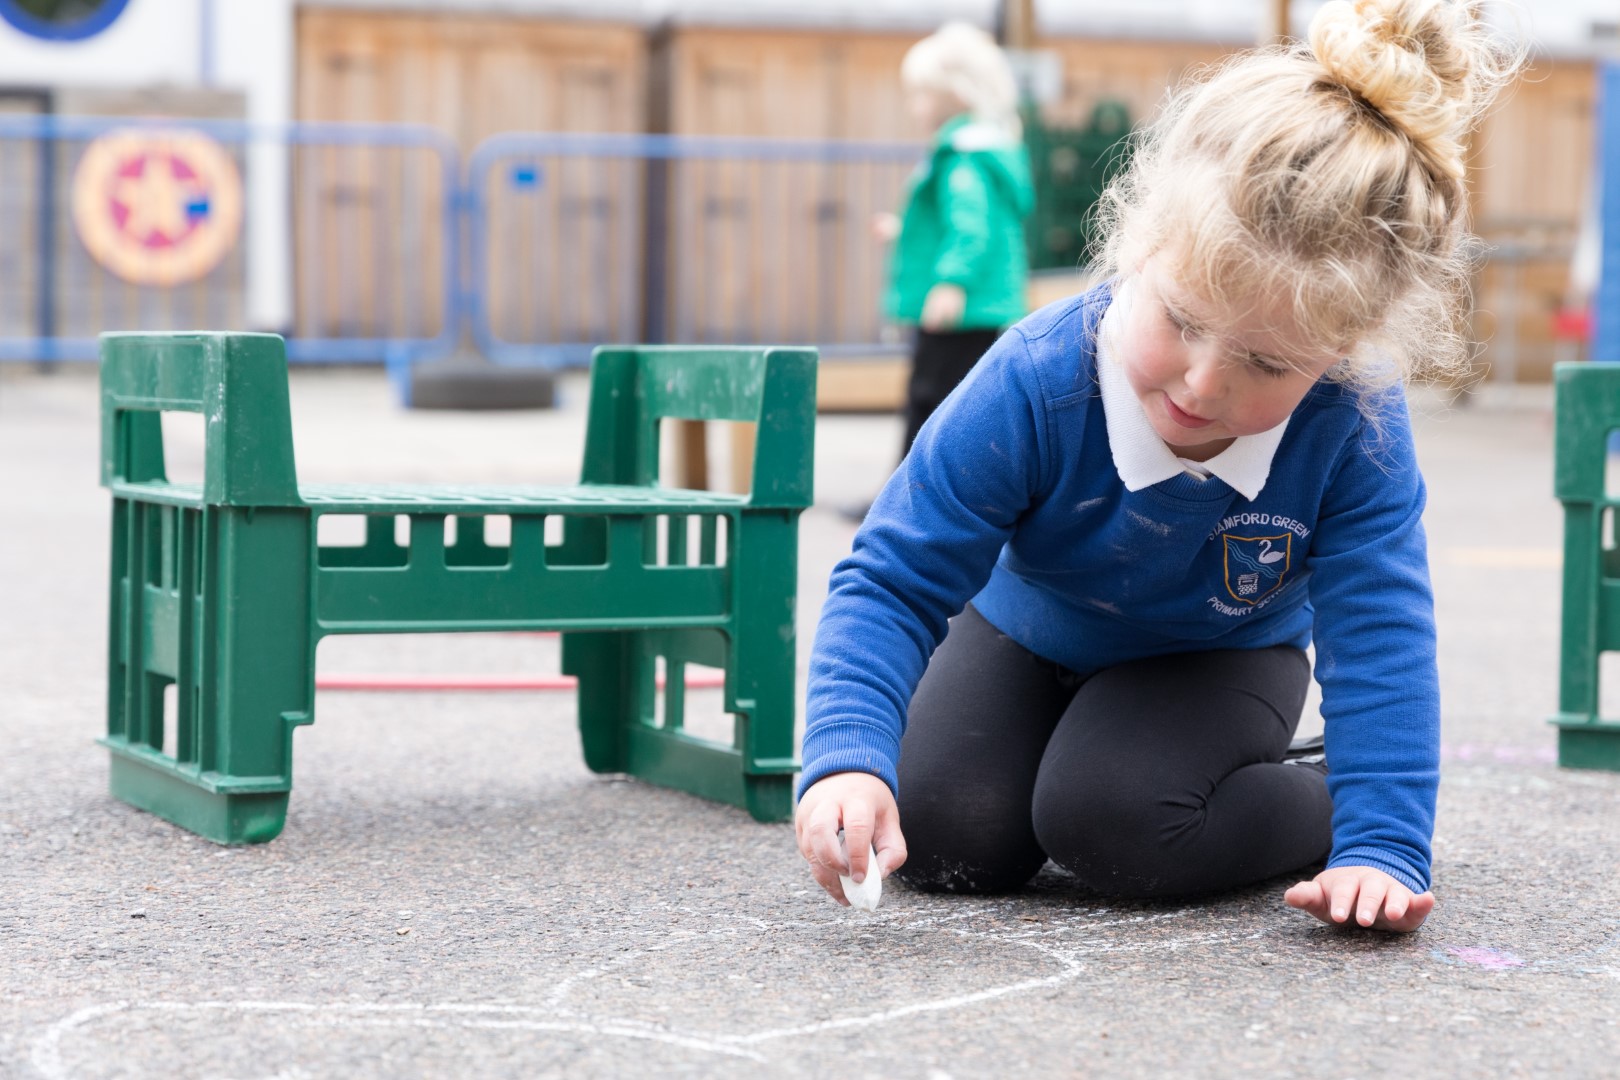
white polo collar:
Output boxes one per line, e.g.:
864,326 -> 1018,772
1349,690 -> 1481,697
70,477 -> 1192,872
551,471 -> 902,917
1095,285 -> 1288,502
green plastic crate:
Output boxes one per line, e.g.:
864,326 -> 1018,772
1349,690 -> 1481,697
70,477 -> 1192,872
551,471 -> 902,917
1551,361 -> 1620,770
99,333 -> 816,842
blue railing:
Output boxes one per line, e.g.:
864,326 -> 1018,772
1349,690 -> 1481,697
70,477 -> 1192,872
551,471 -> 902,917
0,114 -> 459,369
466,132 -> 922,369
0,117 -> 924,383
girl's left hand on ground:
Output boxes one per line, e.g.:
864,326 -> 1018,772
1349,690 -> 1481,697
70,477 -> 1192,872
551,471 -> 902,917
1284,866 -> 1435,932
919,283 -> 966,331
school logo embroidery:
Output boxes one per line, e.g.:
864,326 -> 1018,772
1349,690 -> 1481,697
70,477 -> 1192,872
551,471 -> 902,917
1222,533 -> 1292,606
71,129 -> 243,287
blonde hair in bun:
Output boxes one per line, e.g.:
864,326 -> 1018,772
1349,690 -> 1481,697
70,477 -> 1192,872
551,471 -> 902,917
901,22 -> 1022,138
1310,0 -> 1506,183
1093,0 -> 1524,401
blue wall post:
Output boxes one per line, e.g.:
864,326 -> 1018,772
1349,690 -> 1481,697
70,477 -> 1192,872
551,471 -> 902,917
198,0 -> 215,86
36,107 -> 56,368
1595,61 -> 1620,363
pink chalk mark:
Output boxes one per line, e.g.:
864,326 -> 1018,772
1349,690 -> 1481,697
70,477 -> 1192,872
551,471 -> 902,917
316,670 -> 725,692
1445,946 -> 1525,970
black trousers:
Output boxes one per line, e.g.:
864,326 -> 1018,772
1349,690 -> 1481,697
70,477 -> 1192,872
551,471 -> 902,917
903,327 -> 1002,454
894,604 -> 1333,899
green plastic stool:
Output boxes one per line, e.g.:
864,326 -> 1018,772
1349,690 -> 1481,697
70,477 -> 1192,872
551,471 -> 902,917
99,333 -> 816,842
1552,361 -> 1620,770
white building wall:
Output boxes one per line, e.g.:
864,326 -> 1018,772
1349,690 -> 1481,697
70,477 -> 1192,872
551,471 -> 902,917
0,0 -> 296,329
0,0 -> 202,85
218,0 -> 295,329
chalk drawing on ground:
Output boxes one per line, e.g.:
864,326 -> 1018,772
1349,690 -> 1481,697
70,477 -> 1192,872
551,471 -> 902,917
1432,921 -> 1620,976
29,903 -> 1260,1076
36,902 -> 1614,1075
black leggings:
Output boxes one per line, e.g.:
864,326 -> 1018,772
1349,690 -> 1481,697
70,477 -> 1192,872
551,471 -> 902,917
903,328 -> 1001,454
894,604 -> 1333,899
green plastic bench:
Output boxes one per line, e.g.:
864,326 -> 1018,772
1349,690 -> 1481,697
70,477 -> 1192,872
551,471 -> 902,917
99,332 -> 816,842
1552,361 -> 1620,771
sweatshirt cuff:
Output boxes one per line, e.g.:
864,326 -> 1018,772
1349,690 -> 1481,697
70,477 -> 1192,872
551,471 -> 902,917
796,721 -> 901,802
1328,846 -> 1429,895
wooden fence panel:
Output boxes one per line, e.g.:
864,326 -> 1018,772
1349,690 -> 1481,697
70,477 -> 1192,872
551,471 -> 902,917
295,10 -> 646,344
289,16 -> 1597,380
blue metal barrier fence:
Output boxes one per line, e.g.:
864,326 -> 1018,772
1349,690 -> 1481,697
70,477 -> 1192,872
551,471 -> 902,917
0,118 -> 923,374
0,114 -> 459,367
467,132 -> 922,368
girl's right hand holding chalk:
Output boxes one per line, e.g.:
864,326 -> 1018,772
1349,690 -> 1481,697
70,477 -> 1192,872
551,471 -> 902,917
795,771 -> 908,906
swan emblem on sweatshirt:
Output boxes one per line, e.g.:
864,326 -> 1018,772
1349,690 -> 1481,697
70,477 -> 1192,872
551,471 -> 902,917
1222,533 -> 1293,606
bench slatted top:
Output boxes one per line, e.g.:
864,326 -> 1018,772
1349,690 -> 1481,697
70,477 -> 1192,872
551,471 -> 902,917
110,480 -> 751,514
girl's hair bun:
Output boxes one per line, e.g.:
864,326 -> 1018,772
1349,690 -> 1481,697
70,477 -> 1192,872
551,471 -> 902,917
1308,0 -> 1515,181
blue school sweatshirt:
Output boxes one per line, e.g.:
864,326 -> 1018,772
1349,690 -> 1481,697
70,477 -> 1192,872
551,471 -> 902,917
801,282 -> 1440,895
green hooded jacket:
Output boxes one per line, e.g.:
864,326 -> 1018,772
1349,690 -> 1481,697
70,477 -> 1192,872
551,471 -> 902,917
885,113 -> 1035,330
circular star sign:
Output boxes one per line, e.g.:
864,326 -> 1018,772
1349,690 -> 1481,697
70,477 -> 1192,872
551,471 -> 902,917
71,129 -> 244,287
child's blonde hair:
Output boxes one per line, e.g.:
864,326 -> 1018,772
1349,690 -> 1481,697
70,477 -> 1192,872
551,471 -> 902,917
901,22 -> 1022,139
1094,0 -> 1524,395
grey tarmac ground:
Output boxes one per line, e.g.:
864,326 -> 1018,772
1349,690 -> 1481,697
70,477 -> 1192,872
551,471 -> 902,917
2,364 -> 1617,1079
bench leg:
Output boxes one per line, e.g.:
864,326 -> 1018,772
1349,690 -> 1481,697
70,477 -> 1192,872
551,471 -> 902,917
1551,502 -> 1620,770
564,625 -> 796,822
559,510 -> 801,823
730,512 -> 800,823
743,774 -> 795,823
562,630 -> 642,774
106,755 -> 293,846
104,504 -> 314,844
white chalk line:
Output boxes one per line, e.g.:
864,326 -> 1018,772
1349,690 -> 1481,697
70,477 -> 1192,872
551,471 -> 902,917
540,948 -> 653,1014
726,965 -> 1078,1044
721,912 -> 1268,1046
28,906 -> 1261,1074
30,1002 -> 128,1080
29,1000 -> 766,1078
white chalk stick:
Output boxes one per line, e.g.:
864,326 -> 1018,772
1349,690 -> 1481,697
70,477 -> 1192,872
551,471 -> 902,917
838,839 -> 883,912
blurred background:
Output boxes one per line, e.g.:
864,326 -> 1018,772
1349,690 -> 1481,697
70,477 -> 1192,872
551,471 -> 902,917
0,0 -> 1614,405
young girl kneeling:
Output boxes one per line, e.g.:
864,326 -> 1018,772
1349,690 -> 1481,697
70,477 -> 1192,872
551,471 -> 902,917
796,0 -> 1520,932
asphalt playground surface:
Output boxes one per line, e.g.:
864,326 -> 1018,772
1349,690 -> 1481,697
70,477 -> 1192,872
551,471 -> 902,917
2,364 -> 1617,1078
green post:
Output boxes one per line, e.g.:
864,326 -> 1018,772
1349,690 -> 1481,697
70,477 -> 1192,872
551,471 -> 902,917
728,510 -> 802,821
100,333 -> 314,842
1551,362 -> 1620,769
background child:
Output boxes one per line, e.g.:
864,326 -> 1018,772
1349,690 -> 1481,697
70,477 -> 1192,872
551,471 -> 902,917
797,0 -> 1520,932
879,22 -> 1033,460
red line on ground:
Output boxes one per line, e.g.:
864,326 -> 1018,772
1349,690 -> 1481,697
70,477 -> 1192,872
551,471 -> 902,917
315,671 -> 726,692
